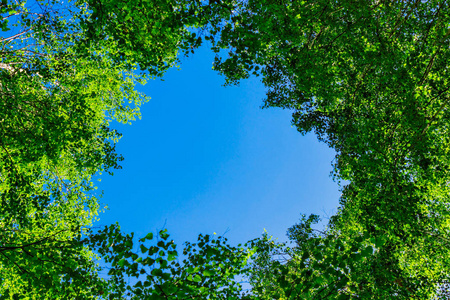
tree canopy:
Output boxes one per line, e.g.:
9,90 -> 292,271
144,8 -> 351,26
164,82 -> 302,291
203,0 -> 450,297
1,0 -> 450,298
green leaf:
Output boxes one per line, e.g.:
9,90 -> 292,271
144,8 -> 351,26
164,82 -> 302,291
202,269 -> 215,277
362,246 -> 373,257
145,232 -> 154,241
118,258 -> 126,267
151,268 -> 163,277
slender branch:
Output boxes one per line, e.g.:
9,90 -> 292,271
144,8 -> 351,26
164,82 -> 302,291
421,94 -> 450,136
0,251 -> 32,276
388,0 -> 421,39
1,12 -> 22,20
418,46 -> 441,86
1,28 -> 32,43
0,229 -> 65,252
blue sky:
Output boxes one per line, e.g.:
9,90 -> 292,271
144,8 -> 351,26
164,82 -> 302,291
96,46 -> 341,246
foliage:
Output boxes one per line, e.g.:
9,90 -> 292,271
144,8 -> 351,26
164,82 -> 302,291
196,0 -> 450,297
2,0 -> 450,298
1,0 -> 157,296
0,0 -> 248,297
83,224 -> 249,299
247,214 -> 446,299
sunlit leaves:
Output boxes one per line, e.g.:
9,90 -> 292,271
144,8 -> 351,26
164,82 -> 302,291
83,225 -> 250,299
0,0 -> 151,296
198,0 -> 450,297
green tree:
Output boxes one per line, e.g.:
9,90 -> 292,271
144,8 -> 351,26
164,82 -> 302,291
196,0 -> 450,297
247,214 -> 429,299
82,224 -> 250,299
0,0 -> 246,297
0,0 -> 196,296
